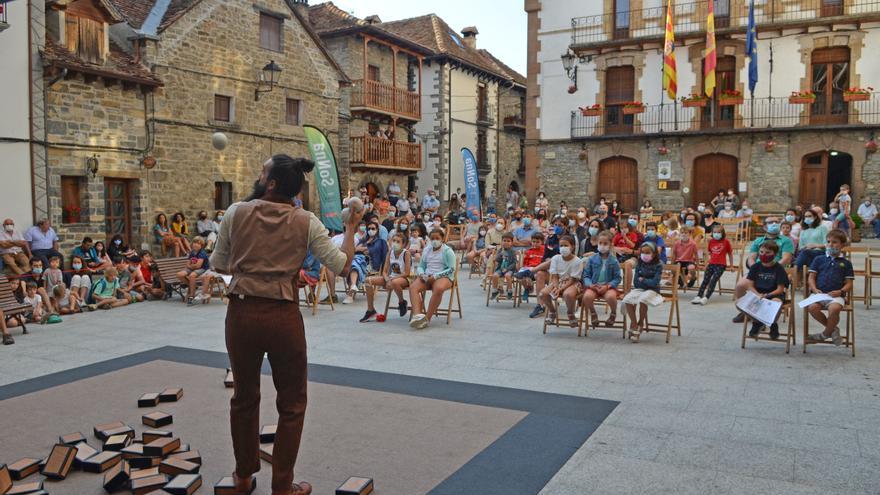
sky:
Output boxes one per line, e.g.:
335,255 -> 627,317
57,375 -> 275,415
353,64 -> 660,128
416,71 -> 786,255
330,0 -> 527,76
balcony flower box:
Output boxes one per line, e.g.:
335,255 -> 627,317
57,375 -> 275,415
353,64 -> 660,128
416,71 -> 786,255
579,105 -> 602,117
789,91 -> 816,105
62,206 -> 81,224
717,90 -> 743,106
843,88 -> 872,102
681,96 -> 708,108
622,102 -> 645,115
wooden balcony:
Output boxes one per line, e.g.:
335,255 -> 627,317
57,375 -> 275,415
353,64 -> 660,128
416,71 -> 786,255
503,115 -> 526,132
350,136 -> 421,171
350,79 -> 420,121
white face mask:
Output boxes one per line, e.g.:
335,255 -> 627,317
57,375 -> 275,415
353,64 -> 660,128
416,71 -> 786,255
392,242 -> 402,251
495,223 -> 504,231
431,239 -> 442,249
597,244 -> 610,254
577,212 -> 587,220
3,225 -> 12,232
559,246 -> 572,257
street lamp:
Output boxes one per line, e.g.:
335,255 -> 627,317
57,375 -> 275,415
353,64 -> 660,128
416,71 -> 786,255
255,60 -> 282,101
561,51 -> 578,93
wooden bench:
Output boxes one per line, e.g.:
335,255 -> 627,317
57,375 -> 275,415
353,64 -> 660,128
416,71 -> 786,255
153,257 -> 190,300
0,275 -> 31,332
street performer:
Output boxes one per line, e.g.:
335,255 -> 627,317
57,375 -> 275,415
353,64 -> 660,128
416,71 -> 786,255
211,154 -> 361,495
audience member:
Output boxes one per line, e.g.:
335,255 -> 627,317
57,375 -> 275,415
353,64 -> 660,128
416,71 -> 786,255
0,218 -> 32,275
805,229 -> 853,345
24,218 -> 63,269
408,228 -> 456,330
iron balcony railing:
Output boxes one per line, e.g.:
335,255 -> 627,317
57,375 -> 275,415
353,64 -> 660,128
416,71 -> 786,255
571,92 -> 880,138
503,115 -> 526,130
571,0 -> 880,47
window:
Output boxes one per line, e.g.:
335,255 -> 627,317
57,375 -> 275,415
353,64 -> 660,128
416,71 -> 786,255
715,0 -> 731,28
214,182 -> 233,210
214,95 -> 231,122
61,176 -> 82,224
65,15 -> 104,64
821,0 -> 843,17
702,56 -> 736,129
367,65 -> 380,82
285,99 -> 301,125
477,85 -> 488,122
605,65 -> 635,134
613,0 -> 630,39
260,13 -> 282,52
811,47 -> 850,124
476,130 -> 488,172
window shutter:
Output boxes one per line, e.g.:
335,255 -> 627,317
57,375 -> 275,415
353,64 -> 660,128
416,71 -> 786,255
606,66 -> 634,104
812,47 -> 849,64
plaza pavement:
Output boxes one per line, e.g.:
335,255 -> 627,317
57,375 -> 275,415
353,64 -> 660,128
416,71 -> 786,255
1,241 -> 879,494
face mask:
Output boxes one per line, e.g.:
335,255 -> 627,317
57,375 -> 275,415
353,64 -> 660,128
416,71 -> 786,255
561,208 -> 568,214
523,218 -> 532,226
33,267 -> 43,274
479,230 -> 487,236
742,204 -> 750,210
865,201 -> 872,205
577,212 -> 586,220
399,223 -> 408,231
826,247 -> 841,257
199,215 -> 207,220
359,226 -> 367,233
588,226 -> 599,236
785,215 -> 796,223
114,239 -> 122,245
217,215 -> 224,221
368,229 -> 377,236
628,218 -> 637,227
3,225 -> 12,232
681,236 -> 690,243
495,223 -> 504,231
392,242 -> 402,251
697,206 -> 705,212
559,246 -> 572,257
431,239 -> 442,249
724,205 -> 732,210
759,253 -> 775,263
72,263 -> 82,270
685,220 -> 695,227
830,208 -> 839,215
766,223 -> 780,234
728,192 -> 734,196
804,217 -> 815,226
712,232 -> 723,240
598,245 -> 610,254
550,225 -> 561,235
640,253 -> 653,263
646,230 -> 656,238
568,219 -> 576,227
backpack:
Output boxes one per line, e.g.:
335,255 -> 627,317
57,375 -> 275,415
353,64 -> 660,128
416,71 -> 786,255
86,278 -> 110,305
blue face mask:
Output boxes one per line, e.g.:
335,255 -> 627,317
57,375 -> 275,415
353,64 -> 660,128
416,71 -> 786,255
804,217 -> 814,225
554,225 -> 564,235
33,267 -> 43,274
523,218 -> 532,226
685,220 -> 695,227
645,230 -> 656,238
826,247 -> 841,257
588,226 -> 599,236
628,218 -> 637,227
785,215 -> 796,223
766,223 -> 781,234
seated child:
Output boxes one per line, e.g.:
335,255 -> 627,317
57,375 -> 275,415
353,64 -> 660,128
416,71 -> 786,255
53,284 -> 81,315
23,282 -> 47,323
673,226 -> 698,288
362,233 -> 411,321
91,267 -> 130,310
45,255 -> 65,296
513,232 -> 546,302
622,243 -> 664,342
176,236 -> 209,304
491,233 -> 519,300
138,252 -> 166,300
580,231 -> 622,328
115,257 -> 145,302
780,221 -> 799,252
70,255 -> 93,301
744,241 -> 789,339
465,224 -> 488,268
806,229 -> 853,345
538,235 -> 584,328
692,224 -> 733,305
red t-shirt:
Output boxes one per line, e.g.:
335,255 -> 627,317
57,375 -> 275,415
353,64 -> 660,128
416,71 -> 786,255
140,264 -> 153,284
673,240 -> 697,262
708,238 -> 732,266
612,231 -> 639,250
523,246 -> 545,268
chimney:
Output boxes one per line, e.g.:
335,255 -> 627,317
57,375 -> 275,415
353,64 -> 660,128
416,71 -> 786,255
290,0 -> 309,23
460,26 -> 478,49
364,15 -> 382,25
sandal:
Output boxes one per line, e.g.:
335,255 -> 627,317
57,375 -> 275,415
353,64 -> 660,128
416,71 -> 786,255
605,313 -> 617,327
545,312 -> 557,323
590,312 -> 600,329
628,328 -> 641,342
567,313 -> 578,328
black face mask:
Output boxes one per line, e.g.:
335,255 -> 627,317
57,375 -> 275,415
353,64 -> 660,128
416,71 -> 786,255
246,180 -> 267,201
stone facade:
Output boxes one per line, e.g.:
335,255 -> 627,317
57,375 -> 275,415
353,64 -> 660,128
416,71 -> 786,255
495,85 -> 526,211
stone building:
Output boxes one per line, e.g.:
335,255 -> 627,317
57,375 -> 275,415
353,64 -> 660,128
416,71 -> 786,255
33,0 -> 347,252
526,0 -> 880,213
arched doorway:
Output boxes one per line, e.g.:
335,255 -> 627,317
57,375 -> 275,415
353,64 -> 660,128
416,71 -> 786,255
597,157 -> 638,212
362,181 -> 380,201
799,150 -> 852,208
692,153 -> 738,207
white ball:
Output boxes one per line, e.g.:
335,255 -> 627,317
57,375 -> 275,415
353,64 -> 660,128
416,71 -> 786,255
212,132 -> 228,150
341,196 -> 364,225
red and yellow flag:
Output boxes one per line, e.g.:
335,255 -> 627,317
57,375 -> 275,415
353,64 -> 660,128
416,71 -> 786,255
704,0 -> 717,97
663,0 -> 677,100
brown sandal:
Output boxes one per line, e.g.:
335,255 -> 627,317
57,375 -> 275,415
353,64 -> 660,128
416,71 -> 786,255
590,312 -> 600,329
605,313 -> 617,327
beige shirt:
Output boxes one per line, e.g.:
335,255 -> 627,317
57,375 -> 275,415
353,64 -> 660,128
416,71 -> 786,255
211,201 -> 348,279
0,230 -> 25,255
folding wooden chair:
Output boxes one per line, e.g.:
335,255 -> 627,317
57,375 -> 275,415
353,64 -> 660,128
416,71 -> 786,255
383,274 -> 415,318
801,265 -> 855,356
580,272 -> 630,338
413,253 -> 463,325
542,294 -> 582,336
307,267 -> 334,313
741,267 -> 797,353
486,251 -> 523,307
869,251 -> 880,309
623,264 -> 681,343
843,246 -> 870,309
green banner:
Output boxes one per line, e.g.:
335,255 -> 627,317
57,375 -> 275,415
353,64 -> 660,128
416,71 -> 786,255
304,126 -> 343,232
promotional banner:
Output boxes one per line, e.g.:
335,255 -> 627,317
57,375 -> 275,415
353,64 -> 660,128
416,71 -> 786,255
304,126 -> 343,232
460,147 -> 481,220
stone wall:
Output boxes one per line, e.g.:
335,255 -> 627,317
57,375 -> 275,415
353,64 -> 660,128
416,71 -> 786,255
496,87 -> 525,210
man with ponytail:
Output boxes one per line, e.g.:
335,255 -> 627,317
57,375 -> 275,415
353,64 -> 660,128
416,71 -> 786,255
211,154 -> 363,495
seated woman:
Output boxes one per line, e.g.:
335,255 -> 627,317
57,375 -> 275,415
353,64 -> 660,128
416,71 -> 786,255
196,210 -> 219,251
344,220 -> 387,305
639,200 -> 654,221
408,228 -> 457,330
581,231 -> 622,328
92,241 -> 114,272
361,232 -> 412,322
107,234 -> 137,261
465,223 -> 488,268
171,212 -> 192,253
154,213 -> 184,257
69,255 -> 92,301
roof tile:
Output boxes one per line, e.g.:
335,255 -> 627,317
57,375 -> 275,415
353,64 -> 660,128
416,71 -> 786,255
42,38 -> 162,86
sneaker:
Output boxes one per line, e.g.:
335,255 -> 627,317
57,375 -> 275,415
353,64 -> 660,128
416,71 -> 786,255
2,334 -> 13,345
769,323 -> 780,340
188,295 -> 202,306
342,295 -> 353,305
507,291 -> 513,300
807,331 -> 829,342
831,327 -> 843,346
398,300 -> 408,318
320,295 -> 339,305
732,312 -> 745,323
491,290 -> 499,300
545,312 -> 557,323
690,296 -> 702,305
359,310 -> 377,323
687,278 -> 696,288
86,304 -> 97,312
749,322 -> 762,338
529,305 -> 545,318
409,313 -> 426,328
700,297 -> 709,305
415,318 -> 430,330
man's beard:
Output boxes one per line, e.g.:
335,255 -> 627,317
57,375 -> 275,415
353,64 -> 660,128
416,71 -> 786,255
245,180 -> 267,201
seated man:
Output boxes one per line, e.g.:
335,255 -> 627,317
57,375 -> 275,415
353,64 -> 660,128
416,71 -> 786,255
0,218 -> 32,275
24,218 -> 63,269
806,229 -> 854,345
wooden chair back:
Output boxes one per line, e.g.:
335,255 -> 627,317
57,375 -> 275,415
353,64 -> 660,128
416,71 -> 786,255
843,246 -> 870,307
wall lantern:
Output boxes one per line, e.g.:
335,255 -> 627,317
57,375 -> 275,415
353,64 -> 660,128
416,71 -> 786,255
561,50 -> 578,93
86,154 -> 99,177
255,60 -> 282,101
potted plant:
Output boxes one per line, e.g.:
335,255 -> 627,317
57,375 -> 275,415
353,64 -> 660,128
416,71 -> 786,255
844,86 -> 873,102
63,205 -> 81,223
789,90 -> 816,104
866,139 -> 878,153
568,85 -> 578,94
622,101 -> 645,114
718,89 -> 743,106
579,104 -> 602,117
681,93 -> 709,108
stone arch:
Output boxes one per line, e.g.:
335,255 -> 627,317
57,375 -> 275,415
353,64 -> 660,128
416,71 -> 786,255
788,133 -> 868,203
587,142 -> 648,208
681,136 -> 751,205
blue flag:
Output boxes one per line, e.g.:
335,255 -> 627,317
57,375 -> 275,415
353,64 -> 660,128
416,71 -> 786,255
460,148 -> 481,221
746,0 -> 758,95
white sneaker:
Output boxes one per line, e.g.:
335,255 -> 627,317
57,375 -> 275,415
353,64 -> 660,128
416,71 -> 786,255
700,297 -> 709,305
342,295 -> 353,305
415,318 -> 430,330
831,327 -> 843,346
690,296 -> 702,305
409,313 -> 426,328
808,331 -> 829,342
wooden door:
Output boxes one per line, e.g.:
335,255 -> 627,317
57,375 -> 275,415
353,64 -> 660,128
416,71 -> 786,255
799,152 -> 828,207
104,179 -> 132,245
692,154 -> 738,207
811,47 -> 849,125
598,157 -> 638,212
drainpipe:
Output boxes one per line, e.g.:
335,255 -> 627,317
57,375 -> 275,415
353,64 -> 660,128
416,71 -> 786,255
27,0 -> 36,222
447,63 -> 452,200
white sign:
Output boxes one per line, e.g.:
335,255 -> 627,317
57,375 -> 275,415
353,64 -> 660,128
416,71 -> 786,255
739,182 -> 748,193
544,151 -> 557,160
658,161 -> 672,180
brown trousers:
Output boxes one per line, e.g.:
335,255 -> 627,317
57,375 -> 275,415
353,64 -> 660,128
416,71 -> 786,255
226,295 -> 308,491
